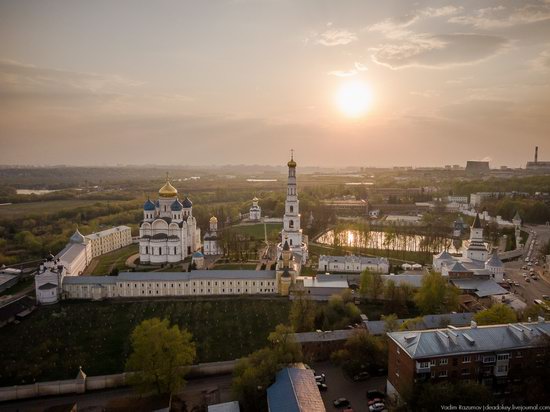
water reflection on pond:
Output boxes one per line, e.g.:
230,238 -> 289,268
316,229 -> 461,254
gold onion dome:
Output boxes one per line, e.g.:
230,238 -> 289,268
287,157 -> 297,168
210,216 -> 218,223
159,179 -> 178,198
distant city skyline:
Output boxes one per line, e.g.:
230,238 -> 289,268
1,0 -> 549,167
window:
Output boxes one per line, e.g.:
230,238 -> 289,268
496,364 -> 508,373
482,355 -> 496,363
463,356 -> 471,363
290,206 -> 294,213
430,360 -> 436,366
461,368 -> 470,376
419,361 -> 430,369
289,220 -> 294,228
439,358 -> 448,365
516,351 -> 522,358
439,370 -> 448,378
497,353 -> 510,361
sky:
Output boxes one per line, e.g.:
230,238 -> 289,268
1,0 -> 549,168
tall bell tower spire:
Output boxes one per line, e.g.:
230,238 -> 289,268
279,151 -> 308,264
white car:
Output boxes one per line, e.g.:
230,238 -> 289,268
369,402 -> 386,412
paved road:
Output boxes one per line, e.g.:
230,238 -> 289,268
503,224 -> 550,306
313,361 -> 386,412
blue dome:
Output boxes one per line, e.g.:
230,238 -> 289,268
182,197 -> 193,208
143,199 -> 156,211
171,199 -> 183,211
193,251 -> 204,258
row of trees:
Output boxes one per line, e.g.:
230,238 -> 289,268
289,290 -> 362,332
360,270 -> 460,315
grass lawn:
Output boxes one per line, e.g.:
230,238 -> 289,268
87,244 -> 139,275
0,200 -> 103,219
228,223 -> 282,240
212,263 -> 258,270
0,297 -> 291,386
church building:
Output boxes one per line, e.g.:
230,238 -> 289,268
203,216 -> 223,255
139,177 -> 201,264
277,152 -> 308,265
249,197 -> 261,221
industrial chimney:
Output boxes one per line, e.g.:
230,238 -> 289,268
535,146 -> 538,163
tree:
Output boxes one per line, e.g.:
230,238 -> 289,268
126,318 -> 196,395
360,269 -> 384,300
414,271 -> 460,315
317,292 -> 362,330
382,313 -> 400,332
401,381 -> 493,411
400,316 -> 424,331
232,324 -> 302,412
330,329 -> 387,376
289,291 -> 317,332
474,303 -> 517,325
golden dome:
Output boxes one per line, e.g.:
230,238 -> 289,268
287,150 -> 297,168
209,216 -> 218,223
159,178 -> 178,198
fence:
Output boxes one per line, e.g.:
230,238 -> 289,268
0,360 -> 237,402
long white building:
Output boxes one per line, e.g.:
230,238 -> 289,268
63,271 -> 278,300
55,226 -> 132,276
318,255 -> 389,274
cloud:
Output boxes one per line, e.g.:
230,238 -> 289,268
449,4 -> 550,29
368,6 -> 462,38
0,59 -> 192,113
530,47 -> 550,71
327,62 -> 367,77
308,26 -> 357,47
370,33 -> 508,69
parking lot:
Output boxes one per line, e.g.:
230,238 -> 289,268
312,361 -> 386,412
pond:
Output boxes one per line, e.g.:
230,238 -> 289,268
316,229 -> 462,254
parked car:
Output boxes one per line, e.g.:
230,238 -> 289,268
333,398 -> 351,408
353,371 -> 370,381
369,402 -> 386,412
542,295 -> 550,301
314,373 -> 326,383
525,277 -> 531,283
316,382 -> 328,391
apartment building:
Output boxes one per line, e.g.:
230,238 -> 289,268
386,320 -> 550,399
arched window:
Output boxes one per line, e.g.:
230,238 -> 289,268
290,205 -> 294,213
289,220 -> 294,228
290,239 -> 293,245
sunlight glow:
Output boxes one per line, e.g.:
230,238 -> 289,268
335,80 -> 374,117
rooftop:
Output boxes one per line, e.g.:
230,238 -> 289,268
388,320 -> 550,359
450,278 -> 508,297
63,270 -> 277,285
301,274 -> 349,289
267,367 -> 326,412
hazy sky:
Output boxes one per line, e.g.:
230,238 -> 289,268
1,0 -> 549,168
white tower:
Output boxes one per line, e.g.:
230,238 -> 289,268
466,213 -> 488,262
278,151 -> 308,264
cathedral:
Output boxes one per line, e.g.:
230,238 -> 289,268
139,177 -> 201,264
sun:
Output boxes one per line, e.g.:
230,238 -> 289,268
335,80 -> 374,117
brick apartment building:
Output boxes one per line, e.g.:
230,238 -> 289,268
386,319 -> 550,399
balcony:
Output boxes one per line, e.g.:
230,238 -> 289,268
416,362 -> 431,373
